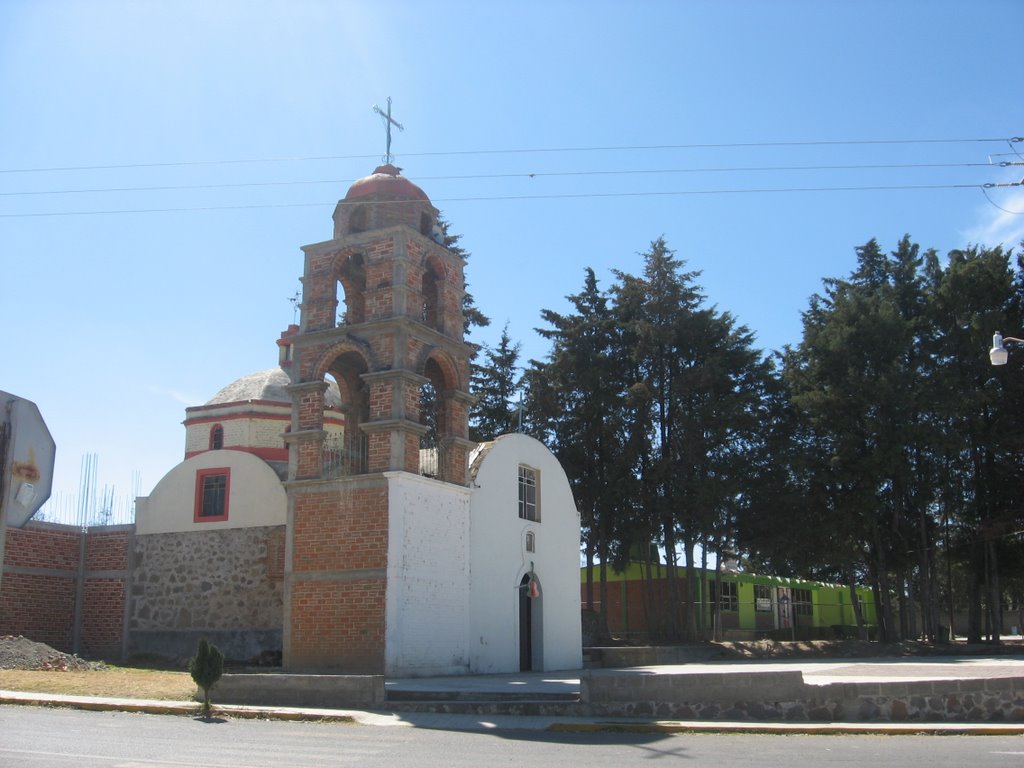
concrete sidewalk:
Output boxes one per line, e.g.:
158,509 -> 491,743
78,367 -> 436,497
385,654 -> 1024,694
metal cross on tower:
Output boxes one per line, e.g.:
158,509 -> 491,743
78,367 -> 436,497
372,96 -> 404,164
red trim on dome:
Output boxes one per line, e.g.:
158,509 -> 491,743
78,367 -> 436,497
185,446 -> 289,462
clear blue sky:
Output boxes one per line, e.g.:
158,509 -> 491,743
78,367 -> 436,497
2,0 -> 1022,513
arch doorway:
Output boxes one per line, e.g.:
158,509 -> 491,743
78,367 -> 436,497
518,574 -> 542,672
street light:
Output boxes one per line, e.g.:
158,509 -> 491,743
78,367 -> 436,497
989,332 -> 1024,366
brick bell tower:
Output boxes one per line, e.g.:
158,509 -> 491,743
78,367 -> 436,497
282,163 -> 475,672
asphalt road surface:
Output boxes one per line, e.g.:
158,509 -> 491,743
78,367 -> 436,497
2,706 -> 1023,768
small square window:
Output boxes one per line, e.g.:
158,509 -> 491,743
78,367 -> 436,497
194,468 -> 230,522
518,466 -> 539,522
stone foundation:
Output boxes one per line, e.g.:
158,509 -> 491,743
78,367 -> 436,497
582,672 -> 1024,722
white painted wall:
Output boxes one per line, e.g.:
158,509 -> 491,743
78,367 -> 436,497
135,450 -> 286,535
384,472 -> 472,677
468,433 -> 582,673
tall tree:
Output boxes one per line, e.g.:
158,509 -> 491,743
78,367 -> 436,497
529,268 -> 635,638
611,238 -> 770,641
469,323 -> 522,441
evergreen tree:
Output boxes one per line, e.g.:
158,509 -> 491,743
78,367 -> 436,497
611,238 -> 770,641
469,323 -> 522,441
530,268 -> 635,638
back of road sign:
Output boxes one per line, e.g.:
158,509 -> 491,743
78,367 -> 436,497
0,390 -> 56,528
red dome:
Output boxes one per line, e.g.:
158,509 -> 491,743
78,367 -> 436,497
345,164 -> 429,202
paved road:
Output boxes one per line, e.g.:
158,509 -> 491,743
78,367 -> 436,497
2,705 -> 1024,768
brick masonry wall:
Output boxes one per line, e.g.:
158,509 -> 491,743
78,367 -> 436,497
288,578 -> 386,673
287,481 -> 389,672
81,528 -> 130,657
1,523 -> 130,656
0,571 -> 75,650
2,524 -> 79,649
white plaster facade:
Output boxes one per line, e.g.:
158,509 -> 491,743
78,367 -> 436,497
384,473 -> 472,676
134,450 -> 286,535
468,433 -> 583,673
379,433 -> 582,676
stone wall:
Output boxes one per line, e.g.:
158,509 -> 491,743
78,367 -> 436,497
128,525 -> 284,661
582,671 -> 1024,722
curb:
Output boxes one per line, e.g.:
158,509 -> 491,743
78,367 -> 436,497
3,691 -> 1022,735
546,720 -> 1024,736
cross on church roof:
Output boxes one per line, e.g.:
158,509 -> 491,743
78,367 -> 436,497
372,96 -> 404,164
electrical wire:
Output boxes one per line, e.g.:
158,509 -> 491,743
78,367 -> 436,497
0,136 -> 1018,175
0,181 -> 999,219
982,186 -> 1024,215
0,161 -> 1005,198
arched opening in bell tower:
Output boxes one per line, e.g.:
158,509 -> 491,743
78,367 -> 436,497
322,350 -> 369,477
419,353 -> 462,481
420,256 -> 445,332
336,253 -> 366,326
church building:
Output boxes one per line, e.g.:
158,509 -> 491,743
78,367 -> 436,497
130,163 -> 583,676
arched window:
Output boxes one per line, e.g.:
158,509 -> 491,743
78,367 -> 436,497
210,424 -> 224,450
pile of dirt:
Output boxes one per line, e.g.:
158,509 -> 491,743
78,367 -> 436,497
0,635 -> 105,671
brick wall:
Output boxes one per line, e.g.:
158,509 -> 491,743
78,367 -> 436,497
1,522 -> 130,657
286,481 -> 389,672
81,527 -> 130,657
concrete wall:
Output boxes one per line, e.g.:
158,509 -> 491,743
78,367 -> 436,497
384,472 -> 471,676
128,525 -> 284,661
135,450 -> 286,535
213,674 -> 385,708
469,434 -> 583,673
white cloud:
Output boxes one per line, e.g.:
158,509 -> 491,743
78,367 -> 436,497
148,385 -> 202,407
962,187 -> 1024,251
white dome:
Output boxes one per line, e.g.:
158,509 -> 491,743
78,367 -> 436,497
206,368 -> 341,408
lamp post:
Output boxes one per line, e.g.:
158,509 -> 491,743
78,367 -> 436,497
989,332 -> 1024,366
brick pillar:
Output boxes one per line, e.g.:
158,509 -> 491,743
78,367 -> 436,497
286,381 -> 328,481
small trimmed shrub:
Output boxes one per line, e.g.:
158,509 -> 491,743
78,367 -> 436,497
189,638 -> 224,718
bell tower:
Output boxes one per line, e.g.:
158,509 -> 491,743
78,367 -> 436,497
282,163 -> 475,672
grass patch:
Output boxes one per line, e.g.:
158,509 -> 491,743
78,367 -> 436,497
0,665 -> 196,701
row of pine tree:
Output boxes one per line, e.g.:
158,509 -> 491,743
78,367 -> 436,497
461,227 -> 1023,645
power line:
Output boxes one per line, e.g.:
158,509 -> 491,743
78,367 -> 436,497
0,181 -> 999,219
0,136 -> 1018,175
0,161 -> 1004,198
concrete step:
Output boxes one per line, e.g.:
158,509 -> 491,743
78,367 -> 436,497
387,689 -> 579,703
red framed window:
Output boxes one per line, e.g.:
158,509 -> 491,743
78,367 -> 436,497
194,468 -> 230,522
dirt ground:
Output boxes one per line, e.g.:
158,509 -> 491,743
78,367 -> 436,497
0,635 -> 195,700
